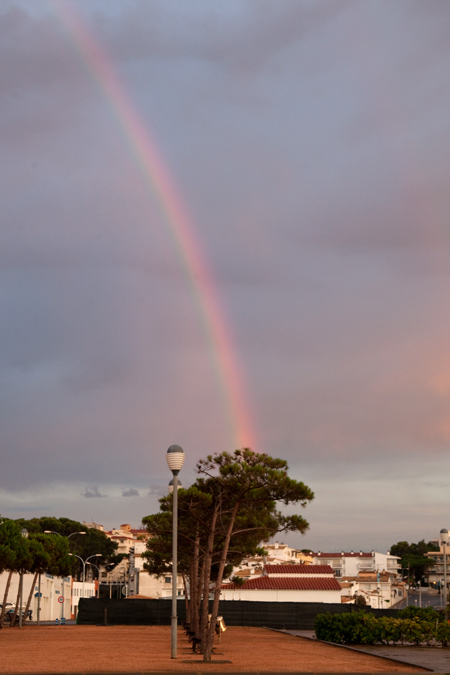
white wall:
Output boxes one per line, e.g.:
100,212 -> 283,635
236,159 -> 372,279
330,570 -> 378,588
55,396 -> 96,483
71,581 -> 97,618
137,570 -> 184,599
0,571 -> 72,622
220,588 -> 341,603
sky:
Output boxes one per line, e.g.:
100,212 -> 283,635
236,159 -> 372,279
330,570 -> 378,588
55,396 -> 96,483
1,0 -> 450,553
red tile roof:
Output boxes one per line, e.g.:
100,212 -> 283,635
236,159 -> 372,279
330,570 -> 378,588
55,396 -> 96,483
222,576 -> 341,591
264,564 -> 334,575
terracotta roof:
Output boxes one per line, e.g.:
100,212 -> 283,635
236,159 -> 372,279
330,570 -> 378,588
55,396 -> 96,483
264,564 -> 334,575
222,576 -> 342,591
234,569 -> 262,578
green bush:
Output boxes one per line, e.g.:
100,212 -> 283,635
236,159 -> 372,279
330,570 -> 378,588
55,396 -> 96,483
401,617 -> 428,645
398,605 -> 442,623
314,609 -> 447,647
314,611 -> 376,645
436,621 -> 450,647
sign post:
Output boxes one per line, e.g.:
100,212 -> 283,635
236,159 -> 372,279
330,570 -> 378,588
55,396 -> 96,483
58,595 -> 64,624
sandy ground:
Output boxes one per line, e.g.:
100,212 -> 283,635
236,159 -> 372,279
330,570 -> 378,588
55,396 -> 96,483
0,625 -> 427,673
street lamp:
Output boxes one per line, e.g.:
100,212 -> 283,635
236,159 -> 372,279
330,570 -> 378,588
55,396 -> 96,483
69,554 -> 102,599
166,444 -> 185,659
86,562 -> 101,597
44,530 -> 86,538
440,529 -> 449,620
168,478 -> 183,493
43,530 -> 85,623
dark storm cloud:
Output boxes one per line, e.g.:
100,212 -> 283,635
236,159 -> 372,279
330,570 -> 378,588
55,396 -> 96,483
82,486 -> 107,498
0,0 -> 449,550
121,488 -> 140,497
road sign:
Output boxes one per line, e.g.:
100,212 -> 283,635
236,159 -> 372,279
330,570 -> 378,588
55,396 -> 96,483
58,596 -> 64,603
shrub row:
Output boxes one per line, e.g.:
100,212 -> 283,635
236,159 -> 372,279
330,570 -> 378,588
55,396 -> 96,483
314,606 -> 450,647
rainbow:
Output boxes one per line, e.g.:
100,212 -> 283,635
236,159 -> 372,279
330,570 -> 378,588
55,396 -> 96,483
50,0 -> 257,451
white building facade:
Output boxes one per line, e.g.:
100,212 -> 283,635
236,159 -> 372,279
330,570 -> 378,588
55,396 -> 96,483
0,571 -> 73,622
311,551 -> 401,578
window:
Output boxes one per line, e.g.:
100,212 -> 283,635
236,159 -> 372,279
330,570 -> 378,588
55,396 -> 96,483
165,576 -> 172,584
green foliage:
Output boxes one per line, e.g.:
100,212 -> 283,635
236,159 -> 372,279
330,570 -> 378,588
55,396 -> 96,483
230,575 -> 246,586
314,612 -> 379,645
436,621 -> 450,647
390,539 -> 439,582
0,519 -> 22,572
14,516 -> 118,580
315,609 -> 446,646
398,604 -> 443,623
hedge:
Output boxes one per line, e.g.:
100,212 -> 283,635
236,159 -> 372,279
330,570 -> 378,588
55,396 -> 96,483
314,606 -> 450,646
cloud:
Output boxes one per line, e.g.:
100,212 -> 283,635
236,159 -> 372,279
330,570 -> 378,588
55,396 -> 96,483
121,488 -> 140,497
0,0 -> 449,552
82,486 -> 107,499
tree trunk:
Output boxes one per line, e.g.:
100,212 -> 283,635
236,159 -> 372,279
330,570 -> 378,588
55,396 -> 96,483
189,527 -> 200,636
182,572 -> 190,623
9,572 -> 23,627
199,502 -> 220,655
203,501 -> 240,662
23,571 -> 38,624
0,570 -> 13,628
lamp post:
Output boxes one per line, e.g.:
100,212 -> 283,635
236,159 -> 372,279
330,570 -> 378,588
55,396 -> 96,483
166,444 -> 185,659
44,530 -> 86,623
69,554 -> 102,601
18,529 -> 28,629
440,529 -> 449,620
44,530 -> 86,538
168,478 -> 182,493
87,562 -> 100,597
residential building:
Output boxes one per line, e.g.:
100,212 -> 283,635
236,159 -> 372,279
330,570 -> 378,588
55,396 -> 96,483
104,523 -> 150,556
100,523 -> 150,596
425,545 -> 450,588
91,522 -> 182,601
220,564 -> 342,603
228,542 -> 313,580
262,542 -> 314,564
340,571 -> 406,609
0,570 -> 75,622
310,551 -> 401,579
